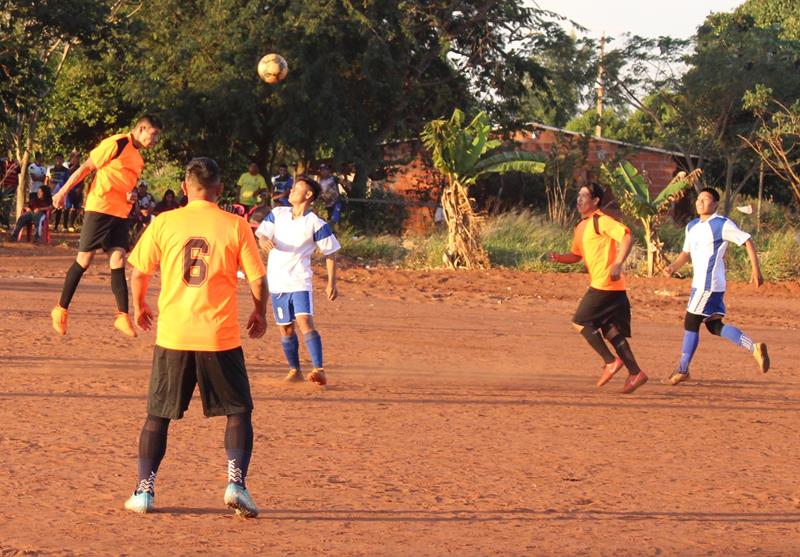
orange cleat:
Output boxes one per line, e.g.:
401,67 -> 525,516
51,306 -> 68,336
621,371 -> 648,394
308,368 -> 327,386
114,312 -> 137,338
597,357 -> 624,387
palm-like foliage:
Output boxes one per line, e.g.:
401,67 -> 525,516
602,161 -> 702,276
421,109 -> 545,268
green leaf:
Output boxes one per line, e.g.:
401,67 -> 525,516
472,151 -> 546,179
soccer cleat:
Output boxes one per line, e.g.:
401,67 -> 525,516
753,343 -> 770,374
284,368 -> 304,383
124,491 -> 154,514
308,368 -> 327,386
51,306 -> 68,335
113,312 -> 137,337
224,483 -> 259,518
596,358 -> 624,387
621,371 -> 648,394
661,371 -> 691,386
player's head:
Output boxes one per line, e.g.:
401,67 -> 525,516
577,182 -> 604,216
319,162 -> 331,177
132,114 -> 162,149
34,153 -> 43,164
248,160 -> 259,174
68,151 -> 80,166
183,157 -> 222,201
278,163 -> 288,175
137,180 -> 148,193
290,174 -> 321,206
696,187 -> 719,216
54,153 -> 64,165
163,188 -> 175,202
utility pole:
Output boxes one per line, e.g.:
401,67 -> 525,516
595,33 -> 606,138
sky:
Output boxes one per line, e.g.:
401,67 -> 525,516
531,0 -> 744,40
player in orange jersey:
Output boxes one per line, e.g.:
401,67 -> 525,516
549,183 -> 648,394
123,157 -> 267,517
50,115 -> 162,338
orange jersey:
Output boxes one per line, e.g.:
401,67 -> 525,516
571,210 -> 630,291
85,133 -> 144,218
128,200 -> 266,351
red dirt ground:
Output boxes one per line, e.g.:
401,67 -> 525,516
0,240 -> 798,556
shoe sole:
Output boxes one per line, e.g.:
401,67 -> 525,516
756,344 -> 770,373
226,500 -> 258,518
621,374 -> 648,394
661,374 -> 690,386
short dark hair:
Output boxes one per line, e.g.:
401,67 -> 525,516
582,182 -> 605,205
248,160 -> 259,166
136,114 -> 163,130
185,157 -> 221,188
55,153 -> 64,159
278,163 -> 288,169
700,186 -> 720,202
296,174 -> 321,202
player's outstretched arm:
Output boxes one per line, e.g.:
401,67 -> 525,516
663,251 -> 691,277
246,276 -> 268,339
325,254 -> 337,301
548,252 -> 582,264
52,159 -> 97,209
131,268 -> 155,331
744,239 -> 764,287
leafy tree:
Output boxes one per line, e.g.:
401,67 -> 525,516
421,108 -> 545,269
602,161 -> 701,276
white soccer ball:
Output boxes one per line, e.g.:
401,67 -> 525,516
257,53 -> 288,84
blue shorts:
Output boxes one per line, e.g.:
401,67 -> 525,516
687,289 -> 726,317
271,291 -> 313,325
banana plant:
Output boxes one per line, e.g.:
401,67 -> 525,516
602,161 -> 702,277
421,109 -> 545,269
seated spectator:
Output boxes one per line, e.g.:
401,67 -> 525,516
10,185 -> 51,242
271,163 -> 292,207
153,189 -> 179,216
64,151 -> 85,232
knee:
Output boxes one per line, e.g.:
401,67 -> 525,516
76,251 -> 94,268
683,312 -> 704,333
705,318 -> 724,336
109,249 -> 126,269
296,316 -> 315,335
571,322 -> 584,333
280,324 -> 295,337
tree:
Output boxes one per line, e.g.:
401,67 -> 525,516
602,161 -> 701,277
421,108 -> 545,269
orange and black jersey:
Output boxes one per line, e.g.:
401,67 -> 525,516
571,210 -> 630,291
85,133 -> 144,218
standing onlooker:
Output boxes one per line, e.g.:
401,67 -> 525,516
47,154 -> 71,231
317,163 -> 344,225
28,153 -> 47,204
236,161 -> 267,211
271,163 -> 292,207
64,151 -> 85,232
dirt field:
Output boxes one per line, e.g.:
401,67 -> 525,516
1,240 -> 798,556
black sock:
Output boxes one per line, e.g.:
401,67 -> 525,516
608,335 -> 642,375
59,262 -> 87,309
110,268 -> 129,313
225,412 -> 253,488
136,415 -> 170,494
580,327 -> 616,364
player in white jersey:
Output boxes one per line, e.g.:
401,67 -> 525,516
255,175 -> 340,386
662,187 -> 769,384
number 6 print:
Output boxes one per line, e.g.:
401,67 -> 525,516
183,238 -> 209,286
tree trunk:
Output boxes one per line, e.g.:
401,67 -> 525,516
642,218 -> 666,277
15,134 -> 33,220
441,178 -> 490,269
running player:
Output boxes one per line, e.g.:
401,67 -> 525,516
50,115 -> 162,337
662,187 -> 769,384
255,176 -> 340,386
123,157 -> 267,517
549,183 -> 649,394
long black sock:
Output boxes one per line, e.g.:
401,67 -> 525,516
59,262 -> 87,309
580,327 -> 616,364
110,268 -> 129,313
136,415 -> 170,494
608,334 -> 642,375
225,412 -> 253,488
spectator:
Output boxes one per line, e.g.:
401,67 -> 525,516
64,151 -> 85,232
28,153 -> 47,204
236,160 -> 267,211
153,189 -> 180,216
246,190 -> 272,231
271,163 -> 292,207
129,181 -> 155,245
317,163 -> 344,225
47,154 -> 71,231
10,185 -> 51,242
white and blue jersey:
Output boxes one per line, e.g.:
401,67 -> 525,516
255,206 -> 341,294
683,213 -> 750,316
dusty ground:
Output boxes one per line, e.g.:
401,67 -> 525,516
0,239 -> 798,556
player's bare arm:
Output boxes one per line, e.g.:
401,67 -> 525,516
610,232 -> 633,281
52,159 -> 97,208
258,236 -> 275,252
548,251 -> 582,264
744,239 -> 764,287
325,254 -> 337,301
246,276 -> 268,339
130,268 -> 155,331
663,251 -> 691,277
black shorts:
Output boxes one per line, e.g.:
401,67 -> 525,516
147,346 -> 253,419
573,287 -> 632,338
78,211 -> 130,252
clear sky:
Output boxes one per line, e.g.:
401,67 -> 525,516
531,0 -> 744,40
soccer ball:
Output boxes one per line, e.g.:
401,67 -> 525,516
257,53 -> 288,84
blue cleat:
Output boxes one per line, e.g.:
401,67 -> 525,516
124,491 -> 154,514
224,483 -> 259,518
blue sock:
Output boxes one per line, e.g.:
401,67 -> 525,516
678,330 -> 699,373
304,331 -> 323,369
721,325 -> 755,353
280,334 -> 300,369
